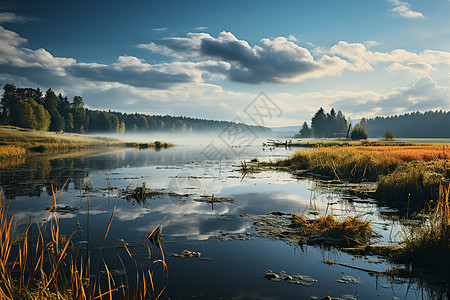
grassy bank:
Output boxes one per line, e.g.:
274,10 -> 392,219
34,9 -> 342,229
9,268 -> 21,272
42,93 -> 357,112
0,125 -> 122,151
287,140 -> 419,148
270,143 -> 449,208
0,126 -> 174,167
0,185 -> 168,299
395,181 -> 450,275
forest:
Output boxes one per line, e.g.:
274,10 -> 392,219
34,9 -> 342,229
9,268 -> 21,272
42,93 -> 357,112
299,107 -> 450,139
0,84 -> 270,134
364,111 -> 450,138
297,107 -> 350,138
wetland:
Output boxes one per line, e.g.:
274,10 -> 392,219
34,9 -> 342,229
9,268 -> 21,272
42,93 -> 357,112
0,135 -> 449,299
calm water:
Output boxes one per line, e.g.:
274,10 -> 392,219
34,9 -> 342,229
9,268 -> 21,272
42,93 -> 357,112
0,137 -> 448,299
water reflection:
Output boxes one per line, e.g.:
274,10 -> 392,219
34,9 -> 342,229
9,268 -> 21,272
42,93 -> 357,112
0,141 -> 448,299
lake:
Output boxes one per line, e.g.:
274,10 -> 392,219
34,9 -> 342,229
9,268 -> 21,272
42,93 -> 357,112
0,135 -> 448,299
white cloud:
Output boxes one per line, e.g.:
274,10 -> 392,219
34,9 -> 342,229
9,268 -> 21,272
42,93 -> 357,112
387,62 -> 436,76
364,40 -> 379,48
274,77 -> 450,120
1,25 -> 450,125
0,12 -> 36,24
152,27 -> 167,32
193,26 -> 208,31
388,0 -> 424,19
140,31 -> 352,83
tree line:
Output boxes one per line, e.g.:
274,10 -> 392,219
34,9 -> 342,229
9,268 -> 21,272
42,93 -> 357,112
297,107 -> 351,138
0,84 -> 271,134
298,107 -> 450,139
364,110 -> 450,138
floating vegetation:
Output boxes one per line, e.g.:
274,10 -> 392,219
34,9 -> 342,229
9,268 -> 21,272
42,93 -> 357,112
238,160 -> 261,178
251,212 -> 378,248
263,270 -> 317,286
125,141 -> 174,150
45,205 -> 80,214
336,275 -> 362,284
197,194 -> 235,203
216,232 -> 253,241
172,250 -> 202,258
125,182 -> 162,204
291,213 -> 379,247
0,183 -> 169,299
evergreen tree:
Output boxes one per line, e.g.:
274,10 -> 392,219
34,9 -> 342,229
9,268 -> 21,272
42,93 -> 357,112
299,121 -> 312,138
44,89 -> 65,131
311,107 -> 327,137
71,96 -> 87,133
0,84 -> 18,124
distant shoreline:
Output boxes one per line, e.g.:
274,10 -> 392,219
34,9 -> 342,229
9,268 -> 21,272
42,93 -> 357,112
0,125 -> 174,160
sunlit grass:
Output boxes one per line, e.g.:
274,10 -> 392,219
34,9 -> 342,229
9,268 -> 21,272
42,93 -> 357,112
275,146 -> 401,181
0,146 -> 27,169
395,181 -> 450,275
291,213 -> 378,247
0,183 -> 169,299
354,145 -> 450,162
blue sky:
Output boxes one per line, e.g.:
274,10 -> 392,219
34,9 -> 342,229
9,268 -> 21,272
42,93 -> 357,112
1,0 -> 450,126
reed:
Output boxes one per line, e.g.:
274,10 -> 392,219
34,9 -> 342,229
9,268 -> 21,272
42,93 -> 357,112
291,213 -> 378,247
375,162 -> 443,210
0,183 -> 168,299
276,146 -> 401,181
396,181 -> 450,275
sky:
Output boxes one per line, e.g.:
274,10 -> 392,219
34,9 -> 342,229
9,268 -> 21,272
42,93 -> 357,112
1,0 -> 450,127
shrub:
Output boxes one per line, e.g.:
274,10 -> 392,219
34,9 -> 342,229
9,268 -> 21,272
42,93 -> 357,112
384,129 -> 394,140
350,127 -> 368,140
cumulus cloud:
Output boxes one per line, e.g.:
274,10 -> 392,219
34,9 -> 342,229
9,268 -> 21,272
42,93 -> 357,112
388,62 -> 436,75
0,26 -> 198,90
275,77 -> 450,120
322,41 -> 450,76
140,31 -> 351,84
0,12 -> 36,23
67,56 -> 196,89
388,0 -> 424,19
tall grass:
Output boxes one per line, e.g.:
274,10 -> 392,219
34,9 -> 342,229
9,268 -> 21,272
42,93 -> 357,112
396,181 -> 450,275
291,213 -> 378,247
375,163 -> 442,211
0,145 -> 26,169
0,183 -> 168,299
276,146 -> 401,182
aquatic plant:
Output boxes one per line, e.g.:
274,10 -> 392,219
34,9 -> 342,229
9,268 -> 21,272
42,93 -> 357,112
275,146 -> 400,182
125,182 -> 162,204
375,162 -> 442,211
291,213 -> 378,247
0,182 -> 169,299
396,180 -> 450,275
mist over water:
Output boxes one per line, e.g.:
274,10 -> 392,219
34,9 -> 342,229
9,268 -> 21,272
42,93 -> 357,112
1,135 -> 447,299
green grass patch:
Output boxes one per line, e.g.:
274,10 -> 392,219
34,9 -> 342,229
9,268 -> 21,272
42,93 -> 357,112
394,181 -> 450,275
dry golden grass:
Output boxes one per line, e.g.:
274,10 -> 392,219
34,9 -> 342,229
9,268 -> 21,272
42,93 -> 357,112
0,126 -> 174,159
291,213 -> 378,247
0,182 -> 169,299
0,146 -> 26,169
0,145 -> 26,159
277,146 -> 401,181
275,144 -> 449,182
354,145 -> 450,162
395,181 -> 450,274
